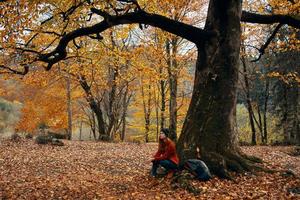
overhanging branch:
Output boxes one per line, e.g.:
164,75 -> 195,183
39,9 -> 213,70
241,11 -> 300,29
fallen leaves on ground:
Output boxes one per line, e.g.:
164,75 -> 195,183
0,140 -> 299,199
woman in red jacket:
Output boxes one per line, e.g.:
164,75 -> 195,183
151,128 -> 179,177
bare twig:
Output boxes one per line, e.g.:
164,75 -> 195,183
0,64 -> 29,75
251,23 -> 283,62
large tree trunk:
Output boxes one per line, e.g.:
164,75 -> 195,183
177,0 -> 251,178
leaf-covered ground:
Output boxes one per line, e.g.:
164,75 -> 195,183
0,140 -> 299,199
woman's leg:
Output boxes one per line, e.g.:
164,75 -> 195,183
151,160 -> 160,176
158,160 -> 178,172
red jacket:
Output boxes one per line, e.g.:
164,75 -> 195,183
153,138 -> 179,165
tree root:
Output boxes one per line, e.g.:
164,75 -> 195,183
201,151 -> 273,180
168,150 -> 280,194
171,171 -> 201,195
241,154 -> 263,163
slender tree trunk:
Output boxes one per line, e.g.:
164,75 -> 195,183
256,104 -> 264,143
79,119 -> 83,141
262,78 -> 270,144
160,70 -> 166,130
141,80 -> 152,143
66,72 -> 72,140
91,112 -> 97,140
145,118 -> 150,143
241,56 -> 256,145
296,88 -> 300,145
79,76 -> 107,140
106,32 -> 118,140
282,85 -> 290,143
178,0 -> 250,178
169,74 -> 178,141
121,115 -> 126,141
167,38 -> 178,142
154,84 -> 159,141
106,67 -> 118,139
120,83 -> 130,142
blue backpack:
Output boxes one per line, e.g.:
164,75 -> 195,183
184,159 -> 212,181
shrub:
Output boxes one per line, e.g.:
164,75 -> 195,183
37,122 -> 49,130
98,134 -> 111,142
239,141 -> 252,146
270,140 -> 293,146
10,133 -> 21,142
289,146 -> 300,156
35,135 -> 52,144
131,138 -> 142,145
47,131 -> 67,139
25,133 -> 33,139
51,138 -> 64,146
128,135 -> 145,144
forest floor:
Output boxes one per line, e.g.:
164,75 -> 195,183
0,139 -> 299,200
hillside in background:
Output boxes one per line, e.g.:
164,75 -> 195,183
0,98 -> 21,138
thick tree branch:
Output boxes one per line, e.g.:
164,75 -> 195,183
241,11 -> 300,29
39,9 -> 213,70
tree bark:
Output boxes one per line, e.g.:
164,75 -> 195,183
177,0 -> 249,178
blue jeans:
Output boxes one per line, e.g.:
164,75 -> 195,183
151,160 -> 178,176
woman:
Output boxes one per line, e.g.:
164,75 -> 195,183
151,128 -> 179,177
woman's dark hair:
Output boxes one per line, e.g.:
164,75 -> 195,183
160,128 -> 169,137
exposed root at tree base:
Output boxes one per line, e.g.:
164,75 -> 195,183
241,154 -> 263,163
169,152 -> 272,194
201,151 -> 272,180
169,150 -> 282,194
171,171 -> 202,195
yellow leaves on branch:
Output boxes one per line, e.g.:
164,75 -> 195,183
267,71 -> 300,85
